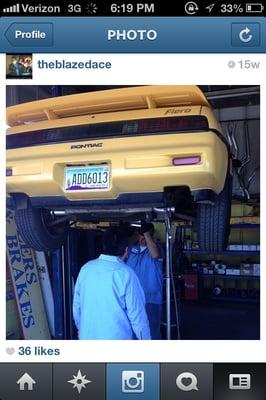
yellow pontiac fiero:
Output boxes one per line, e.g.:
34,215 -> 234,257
6,86 -> 232,252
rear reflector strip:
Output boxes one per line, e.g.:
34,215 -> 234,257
6,116 -> 209,149
172,156 -> 201,166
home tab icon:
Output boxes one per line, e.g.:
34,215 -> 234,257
16,373 -> 36,391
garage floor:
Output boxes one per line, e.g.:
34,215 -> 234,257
161,300 -> 260,340
179,301 -> 260,340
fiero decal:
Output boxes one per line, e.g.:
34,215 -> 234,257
164,108 -> 192,115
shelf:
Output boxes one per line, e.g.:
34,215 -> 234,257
230,223 -> 260,229
200,274 -> 259,280
177,222 -> 260,229
207,296 -> 259,303
183,250 -> 260,256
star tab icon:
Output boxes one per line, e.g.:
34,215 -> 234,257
68,369 -> 92,394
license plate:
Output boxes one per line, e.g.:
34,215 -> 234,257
65,165 -> 110,191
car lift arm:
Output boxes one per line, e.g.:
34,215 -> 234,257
165,207 -> 173,340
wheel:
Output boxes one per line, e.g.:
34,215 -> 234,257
15,204 -> 68,251
196,173 -> 232,252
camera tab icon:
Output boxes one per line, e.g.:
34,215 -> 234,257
107,364 -> 159,400
122,370 -> 145,393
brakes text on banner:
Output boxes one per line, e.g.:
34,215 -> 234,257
6,208 -> 51,340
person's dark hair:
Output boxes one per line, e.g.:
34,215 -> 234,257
102,227 -> 128,256
139,222 -> 155,236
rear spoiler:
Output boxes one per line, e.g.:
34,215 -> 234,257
7,85 -> 210,127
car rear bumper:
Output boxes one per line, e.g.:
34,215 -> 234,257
7,131 -> 228,201
7,190 -> 219,213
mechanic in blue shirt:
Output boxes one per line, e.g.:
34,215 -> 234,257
126,222 -> 163,339
73,226 -> 151,340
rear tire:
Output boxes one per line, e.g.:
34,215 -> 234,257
15,204 -> 68,251
196,173 -> 232,252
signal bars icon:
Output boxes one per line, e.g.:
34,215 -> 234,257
3,3 -> 20,13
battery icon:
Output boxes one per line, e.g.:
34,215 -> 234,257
246,3 -> 264,12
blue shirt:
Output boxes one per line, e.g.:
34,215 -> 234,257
73,254 -> 151,340
126,243 -> 163,304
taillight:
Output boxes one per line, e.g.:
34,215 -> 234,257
122,116 -> 208,134
6,116 -> 209,149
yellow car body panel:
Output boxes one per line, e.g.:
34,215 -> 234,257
7,85 -> 210,128
7,131 -> 227,200
6,85 -> 228,202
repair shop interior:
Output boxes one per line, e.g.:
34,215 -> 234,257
6,85 -> 260,340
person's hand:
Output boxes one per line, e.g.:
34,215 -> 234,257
140,221 -> 152,235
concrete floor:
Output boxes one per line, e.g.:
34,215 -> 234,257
162,300 -> 260,340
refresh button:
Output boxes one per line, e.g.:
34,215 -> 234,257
231,23 -> 260,47
239,27 -> 252,43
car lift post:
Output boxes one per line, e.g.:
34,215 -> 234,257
165,207 -> 173,340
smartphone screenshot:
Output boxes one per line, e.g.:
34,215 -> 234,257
1,1 -> 265,399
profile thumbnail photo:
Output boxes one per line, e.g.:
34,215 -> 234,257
6,54 -> 33,79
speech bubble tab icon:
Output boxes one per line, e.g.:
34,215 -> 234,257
176,372 -> 199,391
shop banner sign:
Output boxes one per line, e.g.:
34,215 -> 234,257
6,208 -> 51,339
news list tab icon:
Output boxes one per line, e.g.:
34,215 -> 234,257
3,3 -> 20,13
229,374 -> 251,390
